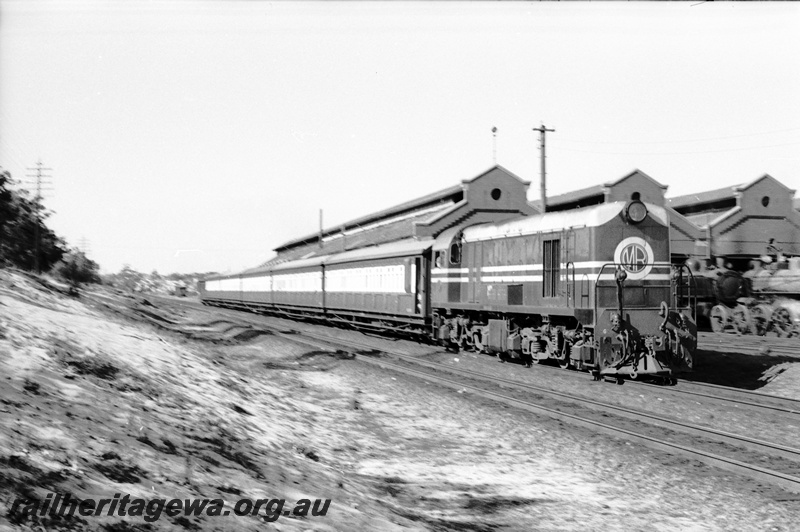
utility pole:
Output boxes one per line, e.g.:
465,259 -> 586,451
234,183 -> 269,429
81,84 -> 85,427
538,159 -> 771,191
533,123 -> 555,212
25,160 -> 53,273
318,209 -> 323,249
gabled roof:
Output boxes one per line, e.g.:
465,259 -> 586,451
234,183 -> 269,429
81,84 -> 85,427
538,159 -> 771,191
273,165 -> 525,253
667,174 -> 795,210
274,183 -> 462,252
462,164 -> 530,186
667,185 -> 741,210
738,173 -> 793,193
532,169 -> 666,210
535,184 -> 605,210
610,168 -> 668,190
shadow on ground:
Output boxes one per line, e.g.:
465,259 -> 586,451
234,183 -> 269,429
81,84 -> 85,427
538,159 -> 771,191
680,349 -> 798,389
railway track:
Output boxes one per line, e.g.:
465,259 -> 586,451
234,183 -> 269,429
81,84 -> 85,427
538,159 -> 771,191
529,361 -> 800,417
136,294 -> 800,417
279,329 -> 800,496
699,331 -> 800,358
95,293 -> 800,495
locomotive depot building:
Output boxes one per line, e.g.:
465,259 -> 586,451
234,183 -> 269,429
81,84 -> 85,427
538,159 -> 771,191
257,166 -> 800,271
262,166 -> 538,266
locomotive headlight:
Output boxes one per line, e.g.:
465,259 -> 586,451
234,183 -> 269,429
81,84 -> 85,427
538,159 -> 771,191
625,200 -> 648,224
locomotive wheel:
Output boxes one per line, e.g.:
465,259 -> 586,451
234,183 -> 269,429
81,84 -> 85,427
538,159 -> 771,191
472,333 -> 484,353
772,307 -> 795,338
732,304 -> 753,335
750,304 -> 772,336
709,305 -> 729,333
460,335 -> 471,352
559,357 -> 572,370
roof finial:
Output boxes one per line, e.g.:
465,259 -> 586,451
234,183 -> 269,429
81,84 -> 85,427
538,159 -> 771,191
492,126 -> 498,165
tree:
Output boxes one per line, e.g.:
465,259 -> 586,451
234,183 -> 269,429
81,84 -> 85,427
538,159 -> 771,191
51,250 -> 100,293
0,168 -> 66,271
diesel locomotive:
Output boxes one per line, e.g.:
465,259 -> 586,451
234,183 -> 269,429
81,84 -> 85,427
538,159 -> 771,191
199,199 -> 697,382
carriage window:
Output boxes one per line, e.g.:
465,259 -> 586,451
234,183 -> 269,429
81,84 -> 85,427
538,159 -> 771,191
543,239 -> 560,297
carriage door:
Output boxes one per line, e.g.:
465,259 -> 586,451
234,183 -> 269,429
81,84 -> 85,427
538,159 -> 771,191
421,250 -> 432,318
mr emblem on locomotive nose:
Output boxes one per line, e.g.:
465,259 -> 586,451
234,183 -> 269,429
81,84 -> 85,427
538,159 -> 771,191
614,237 -> 655,280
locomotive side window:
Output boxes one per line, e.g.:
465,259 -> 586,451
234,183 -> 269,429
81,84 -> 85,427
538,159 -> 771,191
434,251 -> 444,268
543,238 -> 561,297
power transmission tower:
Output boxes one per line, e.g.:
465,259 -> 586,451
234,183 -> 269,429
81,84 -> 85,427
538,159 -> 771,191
533,123 -> 555,212
78,236 -> 91,257
25,160 -> 53,273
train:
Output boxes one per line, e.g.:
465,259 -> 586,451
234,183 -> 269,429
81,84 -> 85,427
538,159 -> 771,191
199,199 -> 697,383
690,256 -> 800,337
666,174 -> 800,337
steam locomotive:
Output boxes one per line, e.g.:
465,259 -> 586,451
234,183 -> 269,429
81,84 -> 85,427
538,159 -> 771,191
199,199 -> 696,382
691,256 -> 800,337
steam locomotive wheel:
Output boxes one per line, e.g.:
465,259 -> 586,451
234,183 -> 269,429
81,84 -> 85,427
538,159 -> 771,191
750,304 -> 772,336
772,307 -> 795,338
472,332 -> 484,353
732,304 -> 753,335
709,305 -> 729,333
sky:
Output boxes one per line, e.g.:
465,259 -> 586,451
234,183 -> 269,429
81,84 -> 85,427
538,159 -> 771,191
1,1 -> 799,275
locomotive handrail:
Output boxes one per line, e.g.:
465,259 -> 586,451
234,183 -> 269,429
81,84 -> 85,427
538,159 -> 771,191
581,273 -> 590,308
565,261 -> 575,308
593,263 -> 618,326
673,263 -> 698,320
593,262 -> 674,321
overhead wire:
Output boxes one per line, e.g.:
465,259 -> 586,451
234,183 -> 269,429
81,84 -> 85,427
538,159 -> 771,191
554,140 -> 800,156
558,127 -> 800,146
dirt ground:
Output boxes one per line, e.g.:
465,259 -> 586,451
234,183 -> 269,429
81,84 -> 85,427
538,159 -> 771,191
1,269 -> 799,531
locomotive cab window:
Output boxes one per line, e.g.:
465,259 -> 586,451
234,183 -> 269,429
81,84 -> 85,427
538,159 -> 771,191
543,238 -> 560,298
449,242 -> 462,264
434,251 -> 444,268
